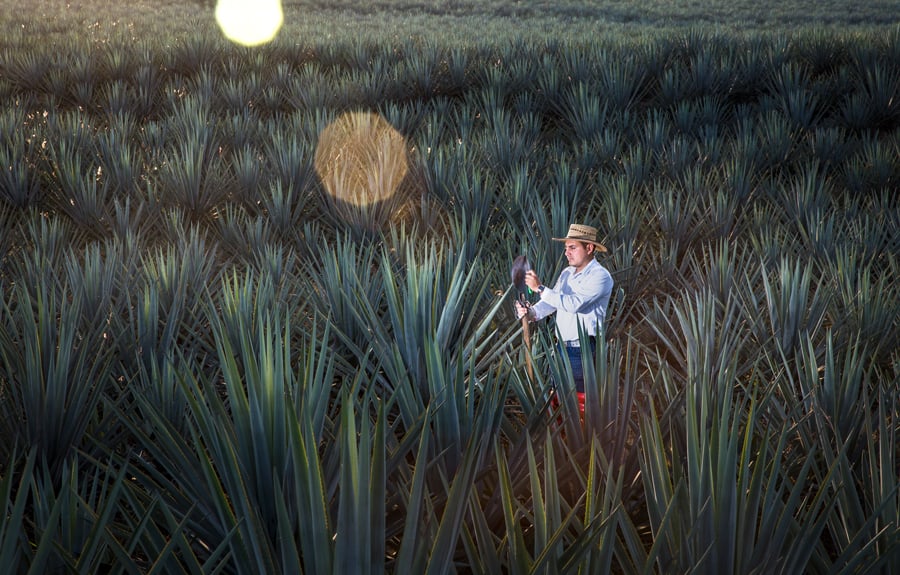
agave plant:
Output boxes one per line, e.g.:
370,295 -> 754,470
0,107 -> 42,208
0,273 -> 116,475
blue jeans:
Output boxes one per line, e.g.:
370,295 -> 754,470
565,339 -> 596,394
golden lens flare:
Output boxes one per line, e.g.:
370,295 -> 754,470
215,0 -> 284,47
314,111 -> 409,207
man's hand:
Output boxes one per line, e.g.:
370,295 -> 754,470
524,270 -> 542,292
515,301 -> 532,321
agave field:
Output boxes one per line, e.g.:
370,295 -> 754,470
0,0 -> 899,573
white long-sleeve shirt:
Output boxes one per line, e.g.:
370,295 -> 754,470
531,259 -> 613,343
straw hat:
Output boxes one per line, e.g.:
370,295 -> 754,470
552,223 -> 607,252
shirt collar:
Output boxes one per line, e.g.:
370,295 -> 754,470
570,258 -> 597,277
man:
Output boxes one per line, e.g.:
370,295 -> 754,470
515,223 -> 614,410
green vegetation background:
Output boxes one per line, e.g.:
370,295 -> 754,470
0,1 -> 898,574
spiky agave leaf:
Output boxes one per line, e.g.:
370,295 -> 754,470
0,449 -> 38,572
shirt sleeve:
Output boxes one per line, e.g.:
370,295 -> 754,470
530,299 -> 555,321
530,272 -> 565,321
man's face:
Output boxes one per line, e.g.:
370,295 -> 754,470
564,241 -> 593,271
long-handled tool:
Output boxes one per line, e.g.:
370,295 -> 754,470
510,255 -> 534,381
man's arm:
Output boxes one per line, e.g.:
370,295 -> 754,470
529,271 -> 567,321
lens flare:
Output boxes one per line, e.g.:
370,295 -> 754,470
215,0 -> 284,47
314,111 -> 409,207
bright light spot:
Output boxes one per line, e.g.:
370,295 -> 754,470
314,111 -> 409,207
215,0 -> 283,47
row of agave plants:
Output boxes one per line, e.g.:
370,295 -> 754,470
1,20 -> 899,574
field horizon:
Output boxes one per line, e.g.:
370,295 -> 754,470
3,0 -> 900,49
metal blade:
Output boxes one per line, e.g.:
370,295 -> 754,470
511,255 -> 530,293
